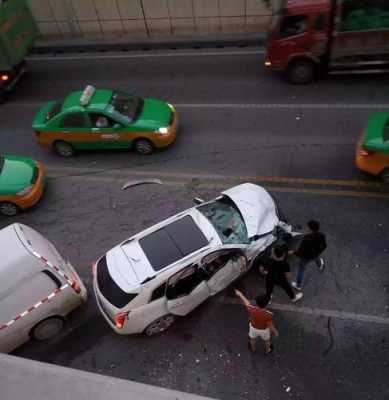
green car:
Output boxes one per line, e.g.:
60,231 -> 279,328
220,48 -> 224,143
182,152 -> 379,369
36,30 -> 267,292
0,154 -> 45,216
33,86 -> 178,156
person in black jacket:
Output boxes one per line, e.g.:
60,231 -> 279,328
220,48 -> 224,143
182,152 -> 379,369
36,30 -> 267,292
289,220 -> 327,291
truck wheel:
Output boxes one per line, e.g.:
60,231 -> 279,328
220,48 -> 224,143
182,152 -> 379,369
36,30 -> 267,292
144,314 -> 176,336
53,141 -> 75,157
133,138 -> 154,155
287,59 -> 315,84
380,169 -> 389,184
0,202 -> 19,216
31,317 -> 64,341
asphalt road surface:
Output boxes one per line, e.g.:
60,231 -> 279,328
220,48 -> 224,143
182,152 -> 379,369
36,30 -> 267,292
1,47 -> 388,400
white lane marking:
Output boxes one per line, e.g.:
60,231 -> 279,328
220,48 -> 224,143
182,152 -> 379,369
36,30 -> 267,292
221,297 -> 389,325
27,49 -> 265,61
4,102 -> 389,110
176,103 -> 389,109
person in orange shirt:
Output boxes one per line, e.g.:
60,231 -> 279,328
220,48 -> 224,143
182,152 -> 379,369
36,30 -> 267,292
235,289 -> 279,355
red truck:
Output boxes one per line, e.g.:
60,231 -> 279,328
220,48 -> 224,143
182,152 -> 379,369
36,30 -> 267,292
265,0 -> 389,83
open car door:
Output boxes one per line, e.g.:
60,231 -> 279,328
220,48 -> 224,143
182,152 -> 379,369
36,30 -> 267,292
166,265 -> 210,316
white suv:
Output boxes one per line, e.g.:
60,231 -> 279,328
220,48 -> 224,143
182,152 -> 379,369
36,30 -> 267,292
92,183 -> 292,336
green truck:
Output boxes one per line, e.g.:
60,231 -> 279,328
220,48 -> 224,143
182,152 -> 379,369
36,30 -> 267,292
0,0 -> 38,101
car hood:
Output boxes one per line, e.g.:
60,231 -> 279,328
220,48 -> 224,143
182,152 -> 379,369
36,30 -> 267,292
0,155 -> 35,195
106,241 -> 154,293
134,98 -> 172,130
222,183 -> 279,238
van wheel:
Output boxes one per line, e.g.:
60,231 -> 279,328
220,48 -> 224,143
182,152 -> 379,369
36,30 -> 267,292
145,314 -> 176,337
31,317 -> 64,341
133,138 -> 154,155
53,140 -> 75,157
287,59 -> 315,84
380,169 -> 389,184
0,202 -> 19,216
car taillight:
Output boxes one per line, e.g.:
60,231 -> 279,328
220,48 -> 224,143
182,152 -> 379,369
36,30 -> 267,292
1,74 -> 9,81
71,279 -> 81,294
92,261 -> 97,277
359,148 -> 375,157
114,312 -> 129,329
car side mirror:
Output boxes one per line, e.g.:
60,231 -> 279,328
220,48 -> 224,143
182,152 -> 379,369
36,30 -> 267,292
193,197 -> 204,205
113,123 -> 122,129
252,235 -> 260,241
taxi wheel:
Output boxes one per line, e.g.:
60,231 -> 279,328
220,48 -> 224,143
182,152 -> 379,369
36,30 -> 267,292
380,169 -> 389,184
134,139 -> 154,155
53,140 -> 75,157
144,314 -> 176,337
31,317 -> 64,341
0,202 -> 19,216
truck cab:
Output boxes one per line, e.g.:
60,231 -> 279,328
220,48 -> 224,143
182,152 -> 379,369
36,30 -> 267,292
265,0 -> 332,84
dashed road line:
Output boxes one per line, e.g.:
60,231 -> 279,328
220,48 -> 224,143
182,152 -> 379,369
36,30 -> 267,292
220,297 -> 389,325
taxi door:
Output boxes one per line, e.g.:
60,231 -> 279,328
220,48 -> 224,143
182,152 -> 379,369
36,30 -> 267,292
166,264 -> 210,316
86,113 -> 124,149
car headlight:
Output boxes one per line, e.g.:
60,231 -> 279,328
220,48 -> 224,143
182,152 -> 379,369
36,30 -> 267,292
17,185 -> 33,196
156,127 -> 169,135
167,103 -> 175,111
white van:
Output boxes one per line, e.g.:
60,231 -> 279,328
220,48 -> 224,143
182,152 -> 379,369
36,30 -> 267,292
0,223 -> 87,353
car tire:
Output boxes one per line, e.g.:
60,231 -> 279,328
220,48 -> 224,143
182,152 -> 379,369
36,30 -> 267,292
53,140 -> 75,157
380,169 -> 389,184
31,317 -> 64,341
287,59 -> 316,84
133,138 -> 154,155
0,202 -> 19,216
144,314 -> 176,337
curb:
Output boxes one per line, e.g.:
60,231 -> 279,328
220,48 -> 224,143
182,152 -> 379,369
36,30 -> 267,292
32,33 -> 266,54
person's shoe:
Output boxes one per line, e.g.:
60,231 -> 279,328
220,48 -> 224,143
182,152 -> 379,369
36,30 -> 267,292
264,344 -> 274,355
291,292 -> 303,303
291,282 -> 302,291
318,258 -> 325,270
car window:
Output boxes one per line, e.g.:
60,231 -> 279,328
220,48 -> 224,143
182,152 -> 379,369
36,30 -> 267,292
149,281 -> 167,302
166,265 -> 205,300
109,91 -> 144,123
89,113 -> 116,128
96,256 -> 137,308
314,14 -> 326,31
197,197 -> 249,245
60,112 -> 87,128
201,250 -> 242,278
279,15 -> 308,38
46,101 -> 63,122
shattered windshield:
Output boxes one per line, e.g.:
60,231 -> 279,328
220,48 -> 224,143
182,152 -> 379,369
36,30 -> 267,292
198,197 -> 249,244
109,91 -> 143,122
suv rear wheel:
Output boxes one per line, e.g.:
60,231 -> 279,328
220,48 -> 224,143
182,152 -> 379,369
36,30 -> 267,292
145,314 -> 176,336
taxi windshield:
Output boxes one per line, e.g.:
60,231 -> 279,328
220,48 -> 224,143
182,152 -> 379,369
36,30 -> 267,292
198,197 -> 249,245
110,92 -> 143,122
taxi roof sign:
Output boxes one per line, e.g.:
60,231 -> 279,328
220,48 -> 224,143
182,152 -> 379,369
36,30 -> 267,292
80,85 -> 95,106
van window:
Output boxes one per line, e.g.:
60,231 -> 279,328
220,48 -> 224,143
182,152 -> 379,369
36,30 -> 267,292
96,256 -> 137,308
280,15 -> 308,38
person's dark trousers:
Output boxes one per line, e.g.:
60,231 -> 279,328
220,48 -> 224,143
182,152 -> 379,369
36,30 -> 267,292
266,276 -> 295,301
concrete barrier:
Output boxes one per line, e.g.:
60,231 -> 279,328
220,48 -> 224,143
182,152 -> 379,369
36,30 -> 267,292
0,353 -> 217,400
27,0 -> 271,41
